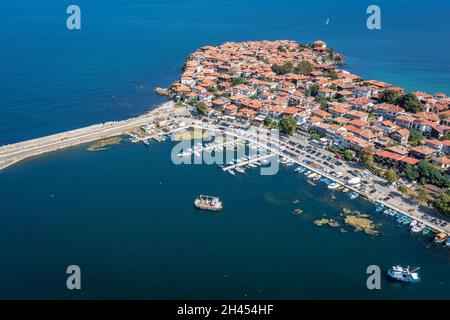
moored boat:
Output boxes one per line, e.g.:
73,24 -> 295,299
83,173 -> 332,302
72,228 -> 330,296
422,226 -> 432,235
375,204 -> 385,212
434,233 -> 448,244
349,192 -> 359,199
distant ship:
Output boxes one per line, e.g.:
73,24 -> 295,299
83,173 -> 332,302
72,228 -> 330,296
194,195 -> 223,212
387,265 -> 421,283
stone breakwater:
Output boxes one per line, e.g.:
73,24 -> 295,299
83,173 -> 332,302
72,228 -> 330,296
0,101 -> 174,171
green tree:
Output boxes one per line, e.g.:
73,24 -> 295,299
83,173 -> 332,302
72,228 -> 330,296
324,69 -> 338,80
361,145 -> 375,168
294,61 -> 314,75
306,84 -> 320,97
264,117 -> 273,127
385,169 -> 399,184
433,191 -> 450,217
194,102 -> 208,115
408,128 -> 424,147
343,150 -> 353,161
311,133 -> 320,141
277,45 -> 286,53
397,185 -> 409,195
279,116 -> 298,136
396,93 -> 424,113
231,77 -> 246,86
272,62 -> 294,75
379,90 -> 400,104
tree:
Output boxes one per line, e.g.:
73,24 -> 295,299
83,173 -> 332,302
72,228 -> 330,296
315,96 -> 329,110
379,90 -> 400,104
278,116 -> 298,135
194,102 -> 208,115
272,62 -> 294,75
408,128 -> 424,147
396,93 -> 424,113
277,45 -> 286,53
397,185 -> 409,195
404,164 -> 420,182
264,117 -> 273,127
294,61 -> 314,75
385,169 -> 399,184
361,145 -> 375,168
343,150 -> 353,161
231,77 -> 245,86
414,187 -> 431,205
433,191 -> 450,217
324,69 -> 338,80
404,160 -> 450,188
306,84 -> 320,97
311,133 -> 320,141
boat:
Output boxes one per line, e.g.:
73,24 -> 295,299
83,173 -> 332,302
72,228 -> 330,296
375,204 -> 385,212
410,220 -> 417,227
304,170 -> 311,176
194,195 -> 223,212
397,216 -> 406,223
294,167 -> 302,173
308,173 -> 317,179
235,167 -> 246,174
383,208 -> 393,215
389,210 -> 397,216
411,223 -> 424,233
342,188 -> 350,193
422,227 -> 432,235
349,192 -> 359,200
328,183 -> 340,190
445,238 -> 450,247
434,233 -> 448,244
403,217 -> 412,225
313,175 -> 321,182
228,170 -> 236,175
387,265 -> 421,283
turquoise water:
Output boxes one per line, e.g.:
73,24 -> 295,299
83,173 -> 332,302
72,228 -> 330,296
0,141 -> 448,299
0,0 -> 449,299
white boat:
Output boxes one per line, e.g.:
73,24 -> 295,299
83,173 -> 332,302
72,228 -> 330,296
328,183 -> 340,190
308,173 -> 317,179
411,222 -> 425,233
410,220 -> 418,227
304,170 -> 311,176
228,170 -> 236,175
342,188 -> 350,193
235,167 -> 246,174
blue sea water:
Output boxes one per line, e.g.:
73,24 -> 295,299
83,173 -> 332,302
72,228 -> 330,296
0,0 -> 449,299
0,0 -> 449,144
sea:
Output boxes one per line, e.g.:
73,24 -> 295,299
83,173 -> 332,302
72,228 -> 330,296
0,0 -> 449,299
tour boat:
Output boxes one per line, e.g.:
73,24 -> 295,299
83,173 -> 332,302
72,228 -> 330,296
194,195 -> 223,212
387,265 -> 421,283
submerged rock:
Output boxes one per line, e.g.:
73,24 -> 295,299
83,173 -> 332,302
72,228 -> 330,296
314,218 -> 340,228
344,216 -> 378,235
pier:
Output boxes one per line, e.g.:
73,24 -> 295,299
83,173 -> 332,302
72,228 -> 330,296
222,154 -> 276,171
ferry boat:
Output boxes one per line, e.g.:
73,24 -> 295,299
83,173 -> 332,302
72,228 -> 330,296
434,233 -> 448,244
375,204 -> 385,212
194,195 -> 223,212
387,265 -> 421,283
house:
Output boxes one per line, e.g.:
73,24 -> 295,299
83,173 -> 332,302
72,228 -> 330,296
432,157 -> 450,169
373,103 -> 405,120
391,128 -> 410,145
409,146 -> 436,159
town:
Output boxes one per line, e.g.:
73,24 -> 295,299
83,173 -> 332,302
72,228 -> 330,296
167,40 -> 450,221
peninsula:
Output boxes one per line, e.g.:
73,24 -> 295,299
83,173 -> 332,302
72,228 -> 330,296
0,40 -> 449,240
